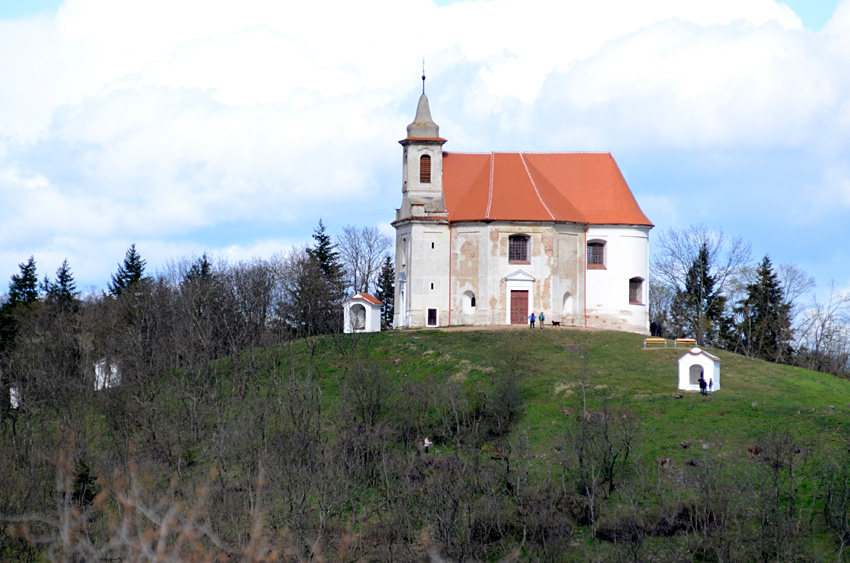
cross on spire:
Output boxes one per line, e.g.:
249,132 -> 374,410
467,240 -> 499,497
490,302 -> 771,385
422,59 -> 426,94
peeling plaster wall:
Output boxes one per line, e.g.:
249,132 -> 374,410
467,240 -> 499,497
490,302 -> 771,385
554,231 -> 582,326
446,221 -> 584,326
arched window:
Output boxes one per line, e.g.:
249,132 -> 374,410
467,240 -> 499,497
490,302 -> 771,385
420,154 -> 431,183
509,235 -> 529,263
352,303 -> 367,330
629,277 -> 644,305
587,240 -> 605,268
563,292 -> 574,317
462,290 -> 476,314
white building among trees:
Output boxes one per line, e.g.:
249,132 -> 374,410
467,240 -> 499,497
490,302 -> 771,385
392,90 -> 653,332
343,293 -> 383,333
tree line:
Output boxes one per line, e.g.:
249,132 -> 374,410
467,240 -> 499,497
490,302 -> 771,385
0,220 -> 394,413
650,224 -> 850,378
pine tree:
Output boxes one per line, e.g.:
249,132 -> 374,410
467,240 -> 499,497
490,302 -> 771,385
308,219 -> 343,281
46,259 -> 79,309
1,256 -> 40,354
306,220 -> 344,334
734,255 -> 792,362
374,255 -> 395,330
184,253 -> 213,284
8,256 -> 39,307
109,244 -> 147,296
671,243 -> 727,346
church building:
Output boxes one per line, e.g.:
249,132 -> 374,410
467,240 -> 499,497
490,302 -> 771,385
392,89 -> 653,333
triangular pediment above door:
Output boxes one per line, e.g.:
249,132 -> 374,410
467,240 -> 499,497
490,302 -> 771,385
505,269 -> 535,282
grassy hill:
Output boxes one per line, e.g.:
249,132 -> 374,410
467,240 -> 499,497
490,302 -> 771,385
5,326 -> 850,561
326,327 -> 850,459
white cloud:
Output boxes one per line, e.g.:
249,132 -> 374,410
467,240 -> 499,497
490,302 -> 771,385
1,0 -> 850,288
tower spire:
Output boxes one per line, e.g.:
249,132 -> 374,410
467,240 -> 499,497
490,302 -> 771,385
406,68 -> 441,140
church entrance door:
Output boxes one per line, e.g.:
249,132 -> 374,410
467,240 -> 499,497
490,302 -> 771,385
510,290 -> 528,324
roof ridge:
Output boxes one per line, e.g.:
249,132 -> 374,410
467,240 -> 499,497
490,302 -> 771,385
519,152 -> 555,221
485,153 -> 494,220
522,154 -> 588,223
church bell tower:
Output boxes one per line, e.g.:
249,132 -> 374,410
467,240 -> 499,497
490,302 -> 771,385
393,76 -> 450,329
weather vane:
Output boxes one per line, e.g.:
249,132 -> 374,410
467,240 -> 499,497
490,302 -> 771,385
422,59 -> 426,94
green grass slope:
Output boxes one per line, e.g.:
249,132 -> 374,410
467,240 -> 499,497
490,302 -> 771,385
321,327 -> 850,462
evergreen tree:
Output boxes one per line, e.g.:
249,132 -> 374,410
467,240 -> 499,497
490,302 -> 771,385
8,256 -> 39,307
308,219 -> 343,281
734,255 -> 792,362
184,253 -> 213,284
109,244 -> 147,296
306,220 -> 344,334
374,255 -> 395,330
0,256 -> 40,355
46,259 -> 79,309
182,253 -> 217,322
670,243 -> 727,346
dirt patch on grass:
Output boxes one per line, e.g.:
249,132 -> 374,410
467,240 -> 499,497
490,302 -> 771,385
450,360 -> 489,382
555,381 -> 575,395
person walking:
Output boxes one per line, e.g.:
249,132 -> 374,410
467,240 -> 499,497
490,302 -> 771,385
699,377 -> 706,396
529,312 -> 536,328
538,311 -> 545,328
709,378 -> 713,396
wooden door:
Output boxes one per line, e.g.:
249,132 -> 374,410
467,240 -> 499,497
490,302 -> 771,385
510,290 -> 528,324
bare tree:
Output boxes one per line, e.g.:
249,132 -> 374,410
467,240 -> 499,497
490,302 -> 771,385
651,224 -> 751,297
794,283 -> 850,376
651,224 -> 751,344
777,263 -> 816,318
336,225 -> 391,295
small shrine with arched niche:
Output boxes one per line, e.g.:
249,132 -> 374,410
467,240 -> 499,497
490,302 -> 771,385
343,293 -> 383,333
678,347 -> 721,392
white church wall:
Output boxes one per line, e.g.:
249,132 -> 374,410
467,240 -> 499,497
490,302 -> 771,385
585,225 -> 650,334
395,222 -> 451,328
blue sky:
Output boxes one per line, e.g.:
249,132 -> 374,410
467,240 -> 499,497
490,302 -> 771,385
0,0 -> 61,18
1,0 -> 849,305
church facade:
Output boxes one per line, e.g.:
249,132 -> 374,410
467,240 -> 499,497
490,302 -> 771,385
392,92 -> 653,333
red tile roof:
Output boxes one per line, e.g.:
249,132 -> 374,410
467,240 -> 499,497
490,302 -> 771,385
442,152 -> 652,226
344,292 -> 383,306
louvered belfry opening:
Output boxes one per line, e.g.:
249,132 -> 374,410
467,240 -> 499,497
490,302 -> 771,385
420,154 -> 431,183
